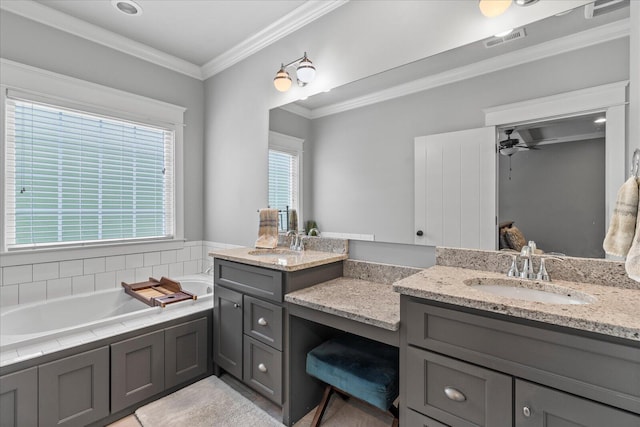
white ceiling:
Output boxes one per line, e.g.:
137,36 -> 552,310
34,0 -> 306,66
1,0 -> 346,79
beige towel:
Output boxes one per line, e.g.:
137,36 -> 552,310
255,208 -> 279,248
603,177 -> 639,257
626,181 -> 640,281
288,209 -> 298,232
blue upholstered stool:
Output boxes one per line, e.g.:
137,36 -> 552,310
306,334 -> 399,427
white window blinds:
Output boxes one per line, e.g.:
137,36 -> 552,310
4,94 -> 174,249
268,148 -> 299,229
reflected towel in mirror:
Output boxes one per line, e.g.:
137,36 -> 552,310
255,208 -> 279,249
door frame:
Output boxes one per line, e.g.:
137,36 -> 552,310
483,80 -> 628,234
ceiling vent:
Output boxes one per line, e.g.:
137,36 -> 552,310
484,28 -> 527,49
584,0 -> 629,19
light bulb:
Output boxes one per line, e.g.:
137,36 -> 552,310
478,0 -> 512,17
296,54 -> 316,84
274,67 -> 292,92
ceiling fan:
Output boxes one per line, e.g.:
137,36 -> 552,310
498,129 -> 539,156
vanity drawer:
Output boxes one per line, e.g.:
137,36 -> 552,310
405,299 -> 640,414
243,336 -> 282,404
243,295 -> 283,350
406,408 -> 450,427
407,346 -> 511,427
215,259 -> 283,302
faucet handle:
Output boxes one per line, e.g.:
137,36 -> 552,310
536,258 -> 550,281
507,255 -> 519,277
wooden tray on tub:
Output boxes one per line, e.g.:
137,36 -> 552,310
122,277 -> 197,307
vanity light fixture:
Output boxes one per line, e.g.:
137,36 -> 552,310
111,0 -> 143,16
273,52 -> 316,92
479,0 -> 539,17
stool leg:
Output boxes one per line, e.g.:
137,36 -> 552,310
311,385 -> 333,427
389,404 -> 399,427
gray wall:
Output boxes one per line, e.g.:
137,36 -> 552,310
307,38 -> 628,245
499,139 -> 606,258
0,11 -> 205,241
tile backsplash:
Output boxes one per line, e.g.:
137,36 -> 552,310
0,241 -> 232,308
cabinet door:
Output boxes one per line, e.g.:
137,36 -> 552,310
165,317 -> 208,389
243,335 -> 282,404
407,346 -> 512,427
38,347 -> 109,427
515,380 -> 640,427
111,330 -> 165,413
214,284 -> 243,378
1,367 -> 38,427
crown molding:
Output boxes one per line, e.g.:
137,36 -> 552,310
201,0 -> 347,80
0,0 -> 204,80
278,102 -> 313,119
1,0 -> 347,81
309,18 -> 630,119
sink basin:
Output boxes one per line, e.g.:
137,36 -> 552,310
464,278 -> 595,305
248,248 -> 301,257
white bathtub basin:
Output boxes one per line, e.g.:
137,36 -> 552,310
0,274 -> 213,350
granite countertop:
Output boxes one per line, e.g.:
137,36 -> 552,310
285,277 -> 400,331
393,265 -> 640,342
208,247 -> 347,272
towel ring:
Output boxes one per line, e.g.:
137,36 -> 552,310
633,148 -> 640,179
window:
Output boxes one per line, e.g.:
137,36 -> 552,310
268,131 -> 303,232
4,95 -> 174,250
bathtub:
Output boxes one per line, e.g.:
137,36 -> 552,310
0,274 -> 213,351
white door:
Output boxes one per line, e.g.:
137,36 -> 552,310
414,127 -> 496,249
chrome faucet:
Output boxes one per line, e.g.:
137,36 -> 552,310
519,245 -> 535,279
507,241 -> 554,282
287,230 -> 304,251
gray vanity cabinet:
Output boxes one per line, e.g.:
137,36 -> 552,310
214,284 -> 244,379
0,367 -> 37,427
515,380 -> 640,427
165,317 -> 208,389
213,258 -> 343,406
401,297 -> 640,427
38,346 -> 109,427
111,330 -> 165,413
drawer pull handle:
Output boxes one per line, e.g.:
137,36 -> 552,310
233,303 -> 241,309
258,317 -> 268,326
444,387 -> 466,402
258,363 -> 268,373
523,406 -> 531,418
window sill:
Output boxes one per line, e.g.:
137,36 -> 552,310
0,239 -> 189,267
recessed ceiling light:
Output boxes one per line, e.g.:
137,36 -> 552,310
111,0 -> 143,16
594,117 -> 607,124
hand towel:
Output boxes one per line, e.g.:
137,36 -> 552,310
603,176 -> 639,257
255,208 -> 279,249
288,209 -> 298,232
626,180 -> 640,281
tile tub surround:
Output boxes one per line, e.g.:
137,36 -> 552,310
393,265 -> 640,341
0,240 -> 221,307
436,247 -> 640,290
208,246 -> 348,272
285,260 -> 422,331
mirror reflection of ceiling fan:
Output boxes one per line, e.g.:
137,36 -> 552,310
498,129 -> 542,156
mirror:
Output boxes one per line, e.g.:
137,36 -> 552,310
269,3 -> 630,257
